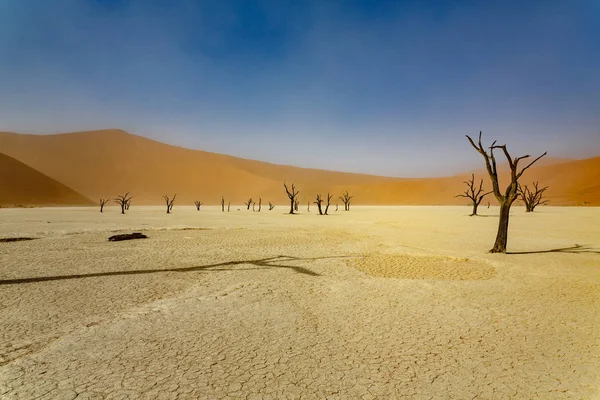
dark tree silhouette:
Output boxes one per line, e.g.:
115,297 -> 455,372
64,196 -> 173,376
194,201 -> 203,211
339,190 -> 353,211
294,200 -> 299,212
284,183 -> 299,214
314,194 -> 324,215
307,201 -> 310,212
518,182 -> 549,212
258,198 -> 262,212
125,199 -> 131,210
99,198 -> 110,213
324,193 -> 333,215
228,202 -> 231,212
114,193 -> 132,214
269,202 -> 275,210
466,131 -> 546,253
163,194 -> 176,213
455,174 -> 492,216
336,203 -> 339,212
245,198 -> 253,210
221,196 -> 225,212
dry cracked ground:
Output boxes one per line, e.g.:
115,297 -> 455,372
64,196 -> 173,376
0,206 -> 599,399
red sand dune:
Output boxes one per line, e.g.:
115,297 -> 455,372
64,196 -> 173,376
0,129 -> 597,206
0,152 -> 93,206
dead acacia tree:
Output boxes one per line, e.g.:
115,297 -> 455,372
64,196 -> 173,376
114,193 -> 132,214
194,201 -> 203,211
258,198 -> 262,212
99,198 -> 110,213
125,199 -> 131,210
269,201 -> 275,210
339,190 -> 353,211
466,131 -> 546,253
245,198 -> 253,210
221,196 -> 225,212
163,194 -> 176,213
294,199 -> 299,212
518,182 -> 549,212
324,193 -> 333,215
336,203 -> 339,212
314,194 -> 324,215
252,202 -> 256,211
228,202 -> 231,212
284,183 -> 299,214
455,174 -> 492,216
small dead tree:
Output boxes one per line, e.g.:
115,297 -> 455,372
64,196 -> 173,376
324,193 -> 333,215
284,183 -> 300,214
114,193 -> 132,214
269,202 -> 275,210
294,200 -> 299,212
228,202 -> 231,211
314,194 -> 324,215
455,174 -> 492,216
466,131 -> 546,253
194,201 -> 203,211
258,198 -> 262,212
252,202 -> 256,212
339,190 -> 353,211
99,198 -> 110,213
125,199 -> 131,210
221,197 -> 225,212
307,201 -> 310,212
163,194 -> 176,213
518,182 -> 549,212
245,198 -> 253,210
336,203 -> 339,212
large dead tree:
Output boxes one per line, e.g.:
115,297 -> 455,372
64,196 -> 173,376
269,202 -> 275,210
99,198 -> 110,213
324,193 -> 333,215
339,190 -> 353,211
221,196 -> 225,212
284,183 -> 299,214
245,198 -> 253,210
466,132 -> 546,253
194,201 -> 203,211
114,193 -> 132,214
163,194 -> 176,213
455,174 -> 492,216
518,182 -> 549,212
314,194 -> 324,215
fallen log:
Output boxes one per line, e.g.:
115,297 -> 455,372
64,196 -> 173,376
108,233 -> 148,242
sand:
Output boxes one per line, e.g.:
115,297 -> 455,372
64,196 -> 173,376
1,129 -> 598,206
0,206 -> 599,399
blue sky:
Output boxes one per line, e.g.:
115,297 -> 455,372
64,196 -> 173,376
1,0 -> 599,176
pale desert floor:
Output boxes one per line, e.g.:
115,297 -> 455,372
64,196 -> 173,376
0,206 -> 599,399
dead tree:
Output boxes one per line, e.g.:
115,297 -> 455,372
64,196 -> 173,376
518,182 -> 549,212
114,193 -> 132,214
99,198 -> 110,213
252,202 -> 256,212
466,131 -> 546,253
228,202 -> 231,212
269,202 -> 275,210
294,200 -> 299,212
307,201 -> 310,212
455,174 -> 492,216
336,204 -> 339,212
324,193 -> 333,215
125,199 -> 131,210
258,198 -> 262,212
314,194 -> 324,215
221,196 -> 225,212
194,201 -> 203,211
284,183 -> 300,214
339,190 -> 353,211
163,194 -> 176,213
245,198 -> 253,210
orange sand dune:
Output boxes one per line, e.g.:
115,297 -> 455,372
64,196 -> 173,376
0,152 -> 93,206
0,129 -> 597,206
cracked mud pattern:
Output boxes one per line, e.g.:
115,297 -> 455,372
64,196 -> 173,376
0,206 -> 599,399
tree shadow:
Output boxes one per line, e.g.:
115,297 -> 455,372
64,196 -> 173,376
506,244 -> 600,255
0,255 -> 348,286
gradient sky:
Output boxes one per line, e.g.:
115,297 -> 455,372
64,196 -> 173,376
1,0 -> 599,177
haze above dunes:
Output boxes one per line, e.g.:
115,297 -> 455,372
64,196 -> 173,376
0,129 -> 598,206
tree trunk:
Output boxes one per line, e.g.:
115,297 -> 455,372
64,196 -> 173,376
121,204 -> 125,214
289,199 -> 294,214
490,202 -> 511,253
470,202 -> 478,216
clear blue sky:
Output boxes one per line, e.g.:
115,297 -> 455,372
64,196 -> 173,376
1,0 -> 599,176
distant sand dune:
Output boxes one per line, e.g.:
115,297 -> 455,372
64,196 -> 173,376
0,129 -> 598,206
